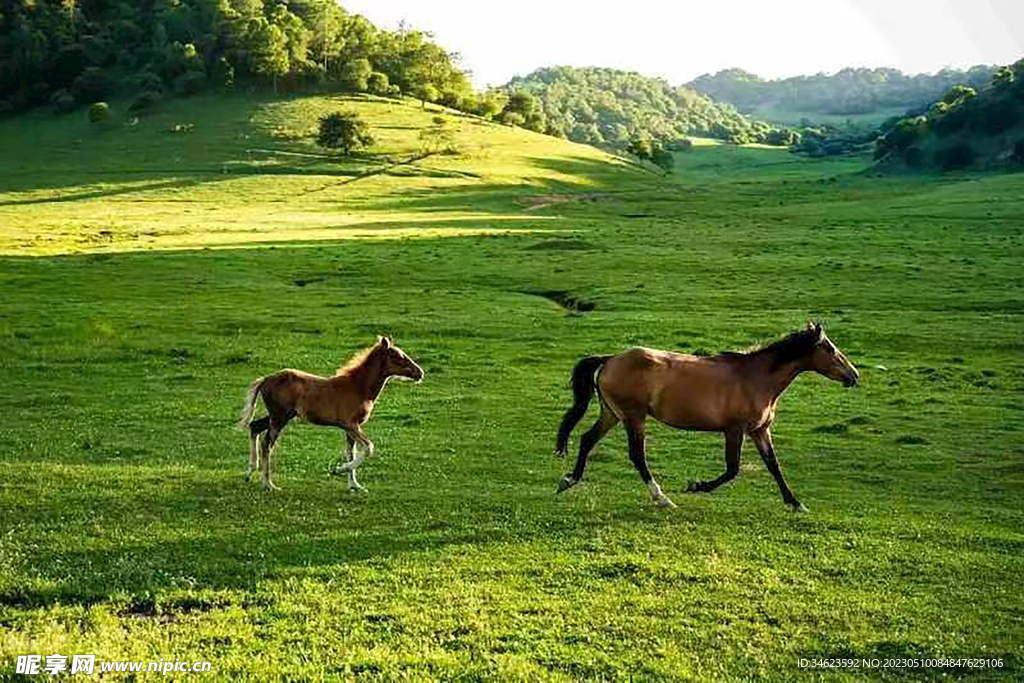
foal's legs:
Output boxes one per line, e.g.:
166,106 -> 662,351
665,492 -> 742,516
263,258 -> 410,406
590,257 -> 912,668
346,433 -> 367,492
332,433 -> 367,492
686,427 -> 743,494
246,416 -> 270,482
750,427 -> 806,512
335,427 -> 374,473
557,405 -> 619,492
259,419 -> 287,491
625,418 -> 675,508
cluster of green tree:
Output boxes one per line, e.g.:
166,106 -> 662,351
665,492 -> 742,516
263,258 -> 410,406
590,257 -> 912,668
688,66 -> 997,118
498,66 -> 792,149
625,135 -> 678,173
789,121 -> 878,157
0,0 -> 474,115
874,60 -> 1024,170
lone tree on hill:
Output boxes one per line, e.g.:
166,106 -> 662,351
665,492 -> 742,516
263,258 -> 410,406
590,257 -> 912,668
317,112 -> 375,155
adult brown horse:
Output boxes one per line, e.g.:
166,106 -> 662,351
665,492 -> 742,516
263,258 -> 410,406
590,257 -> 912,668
238,336 -> 423,492
555,324 -> 858,511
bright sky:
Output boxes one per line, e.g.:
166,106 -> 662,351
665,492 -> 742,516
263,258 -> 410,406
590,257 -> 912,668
340,0 -> 1024,87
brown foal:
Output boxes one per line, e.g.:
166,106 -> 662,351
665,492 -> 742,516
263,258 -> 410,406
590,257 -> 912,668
555,324 -> 859,511
237,336 -> 423,491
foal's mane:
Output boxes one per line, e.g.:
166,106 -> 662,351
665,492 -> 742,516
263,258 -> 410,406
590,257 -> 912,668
335,343 -> 382,377
714,327 -> 820,368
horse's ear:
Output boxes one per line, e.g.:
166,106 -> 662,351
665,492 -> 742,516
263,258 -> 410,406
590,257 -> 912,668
380,336 -> 391,349
812,322 -> 824,341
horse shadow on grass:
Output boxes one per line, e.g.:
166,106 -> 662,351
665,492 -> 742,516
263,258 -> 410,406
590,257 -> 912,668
0,467 -> 676,611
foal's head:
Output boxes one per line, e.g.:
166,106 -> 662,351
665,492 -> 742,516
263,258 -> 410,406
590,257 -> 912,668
377,336 -> 424,382
805,323 -> 859,387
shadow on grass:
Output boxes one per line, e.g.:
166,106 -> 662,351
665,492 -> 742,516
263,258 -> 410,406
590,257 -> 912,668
0,178 -> 210,206
0,156 -> 458,206
0,465 -> 668,609
333,155 -> 655,217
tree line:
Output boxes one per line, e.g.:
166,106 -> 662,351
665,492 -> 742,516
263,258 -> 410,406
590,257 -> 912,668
0,2 -> 830,159
500,66 -> 795,150
0,0 -> 483,115
874,59 -> 1024,170
688,66 -> 998,118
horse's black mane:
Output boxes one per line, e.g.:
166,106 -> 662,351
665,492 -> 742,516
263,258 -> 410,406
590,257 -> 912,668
714,327 -> 820,368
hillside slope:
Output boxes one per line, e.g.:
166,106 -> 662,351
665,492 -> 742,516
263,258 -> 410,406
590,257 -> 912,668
874,60 -> 1024,171
688,66 -> 996,125
0,93 -> 644,254
502,66 -> 789,148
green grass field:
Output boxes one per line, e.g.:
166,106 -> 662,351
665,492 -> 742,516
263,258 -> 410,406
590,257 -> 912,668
1,93 -> 1023,680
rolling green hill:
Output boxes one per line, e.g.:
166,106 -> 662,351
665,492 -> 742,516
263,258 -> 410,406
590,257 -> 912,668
874,60 -> 1024,171
689,66 -> 997,126
501,66 -> 791,148
0,92 -> 643,254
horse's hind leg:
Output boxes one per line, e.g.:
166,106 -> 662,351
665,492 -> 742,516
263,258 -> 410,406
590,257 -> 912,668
557,406 -> 618,492
246,416 -> 270,482
625,418 -> 675,509
686,428 -> 743,494
260,418 -> 289,491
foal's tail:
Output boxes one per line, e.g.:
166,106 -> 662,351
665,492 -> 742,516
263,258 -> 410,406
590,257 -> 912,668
555,355 -> 611,456
237,376 -> 266,431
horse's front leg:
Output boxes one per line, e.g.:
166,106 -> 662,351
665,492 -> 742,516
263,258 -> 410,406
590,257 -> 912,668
687,427 -> 743,494
333,432 -> 367,492
750,427 -> 806,512
335,427 -> 374,474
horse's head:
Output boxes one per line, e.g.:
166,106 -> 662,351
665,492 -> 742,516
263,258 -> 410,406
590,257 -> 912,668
806,323 -> 859,387
379,336 -> 424,383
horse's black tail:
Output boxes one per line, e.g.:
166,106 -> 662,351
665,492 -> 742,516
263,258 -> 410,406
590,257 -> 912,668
555,355 -> 611,456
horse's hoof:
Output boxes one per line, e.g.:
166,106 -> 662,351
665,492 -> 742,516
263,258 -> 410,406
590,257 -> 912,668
244,472 -> 253,483
655,495 -> 677,509
349,485 -> 367,494
685,480 -> 701,493
556,476 -> 576,493
790,502 -> 809,513
263,482 -> 280,492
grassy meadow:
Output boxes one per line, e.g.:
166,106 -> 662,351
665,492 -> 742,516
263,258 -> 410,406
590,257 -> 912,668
1,93 -> 1023,680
